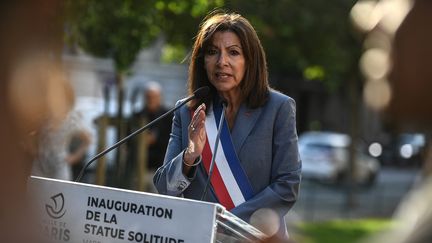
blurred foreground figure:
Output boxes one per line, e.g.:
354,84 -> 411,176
28,75 -> 91,181
32,109 -> 92,181
0,1 -> 68,242
353,0 -> 432,242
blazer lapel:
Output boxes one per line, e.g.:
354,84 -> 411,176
231,104 -> 262,153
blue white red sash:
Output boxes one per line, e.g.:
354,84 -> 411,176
201,102 -> 254,210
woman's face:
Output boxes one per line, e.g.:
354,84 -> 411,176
204,31 -> 246,95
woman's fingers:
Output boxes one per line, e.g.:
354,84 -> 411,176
190,104 -> 206,133
185,104 -> 207,162
188,104 -> 206,145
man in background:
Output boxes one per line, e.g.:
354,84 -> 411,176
128,81 -> 172,191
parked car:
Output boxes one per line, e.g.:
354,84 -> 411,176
299,131 -> 380,186
367,133 -> 426,167
396,133 -> 426,166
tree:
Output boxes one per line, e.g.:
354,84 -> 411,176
225,0 -> 361,91
64,0 -> 224,184
65,0 -> 224,72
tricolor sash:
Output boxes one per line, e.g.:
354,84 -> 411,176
200,101 -> 254,210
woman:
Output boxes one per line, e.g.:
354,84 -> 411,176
153,12 -> 301,239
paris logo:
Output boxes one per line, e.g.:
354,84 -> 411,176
45,193 -> 66,219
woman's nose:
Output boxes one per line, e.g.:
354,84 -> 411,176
216,52 -> 228,66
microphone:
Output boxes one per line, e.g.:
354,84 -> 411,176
201,98 -> 227,200
75,86 -> 210,182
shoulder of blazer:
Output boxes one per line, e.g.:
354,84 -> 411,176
267,89 -> 295,107
173,98 -> 193,115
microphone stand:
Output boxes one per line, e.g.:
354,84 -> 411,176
75,95 -> 197,182
201,101 -> 227,200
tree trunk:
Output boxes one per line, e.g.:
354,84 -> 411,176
115,72 -> 127,185
346,76 -> 359,208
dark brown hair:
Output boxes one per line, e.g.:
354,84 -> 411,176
188,12 -> 269,110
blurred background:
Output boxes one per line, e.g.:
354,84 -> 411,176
1,0 -> 431,242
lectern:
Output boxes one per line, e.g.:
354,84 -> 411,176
28,176 -> 266,243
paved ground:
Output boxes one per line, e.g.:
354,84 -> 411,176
287,166 -> 421,223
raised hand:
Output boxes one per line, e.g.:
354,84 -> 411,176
184,103 -> 207,166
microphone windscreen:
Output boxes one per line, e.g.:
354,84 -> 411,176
193,86 -> 210,99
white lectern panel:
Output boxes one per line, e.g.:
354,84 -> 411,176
28,176 -> 220,243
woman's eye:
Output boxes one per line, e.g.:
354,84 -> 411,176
206,49 -> 217,55
230,50 -> 240,55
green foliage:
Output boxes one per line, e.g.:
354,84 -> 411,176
294,219 -> 394,243
65,0 -> 224,73
65,0 -> 361,90
304,65 -> 326,81
161,43 -> 188,63
155,0 -> 225,55
65,0 -> 158,73
225,0 -> 362,91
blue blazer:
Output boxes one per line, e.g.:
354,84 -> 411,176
153,89 -> 301,238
